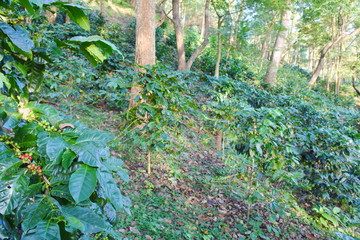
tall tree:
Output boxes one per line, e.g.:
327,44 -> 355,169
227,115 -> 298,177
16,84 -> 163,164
170,0 -> 210,71
263,3 -> 291,87
308,27 -> 360,85
129,0 -> 156,108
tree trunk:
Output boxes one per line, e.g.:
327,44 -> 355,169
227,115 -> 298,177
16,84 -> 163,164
172,0 -> 187,70
352,77 -> 360,96
45,7 -> 57,24
309,27 -> 360,85
307,47 -> 313,73
263,6 -> 291,87
65,0 -> 72,23
335,44 -> 342,94
172,0 -> 210,71
129,0 -> 156,108
215,131 -> 222,152
226,3 -> 244,59
214,18 -> 223,77
326,59 -> 334,91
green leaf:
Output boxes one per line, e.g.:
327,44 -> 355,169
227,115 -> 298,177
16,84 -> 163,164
75,129 -> 114,147
0,21 -> 34,53
68,35 -> 121,56
117,169 -> 129,183
50,185 -> 73,202
22,220 -> 60,240
58,4 -> 90,31
70,142 -> 101,167
97,166 -> 124,212
69,164 -> 97,203
0,168 -> 29,215
0,73 -> 10,89
321,213 -> 339,227
70,130 -> 114,166
46,136 -> 68,163
14,122 -> 41,148
62,206 -> 109,233
61,149 -> 77,169
84,44 -> 106,63
103,158 -> 128,182
332,207 -> 341,214
22,199 -> 52,232
19,0 -> 35,14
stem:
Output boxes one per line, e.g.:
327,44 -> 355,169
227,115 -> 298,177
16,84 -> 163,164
147,148 -> 151,175
222,135 -> 225,161
41,175 -> 51,186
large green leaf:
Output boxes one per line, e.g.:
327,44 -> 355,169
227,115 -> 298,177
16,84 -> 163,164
45,136 -> 68,164
75,129 -> 114,147
69,130 -> 114,166
61,149 -> 77,169
50,185 -> 73,202
19,0 -> 35,14
0,21 -> 34,53
103,157 -> 129,182
97,166 -> 124,212
69,164 -> 97,203
22,199 -> 52,232
0,73 -> 10,89
0,168 -> 29,215
57,4 -> 90,31
62,206 -> 109,233
83,44 -> 106,63
68,35 -> 122,56
14,122 -> 41,148
70,142 -> 101,167
22,220 -> 60,240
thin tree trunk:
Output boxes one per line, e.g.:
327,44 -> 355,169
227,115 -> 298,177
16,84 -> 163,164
335,44 -> 342,94
307,47 -> 313,73
352,77 -> 360,96
184,0 -> 210,70
326,59 -> 334,91
215,131 -> 222,152
172,0 -> 210,71
129,0 -> 156,108
172,0 -> 186,70
214,18 -> 223,77
226,2 -> 244,59
309,27 -> 360,85
263,5 -> 291,87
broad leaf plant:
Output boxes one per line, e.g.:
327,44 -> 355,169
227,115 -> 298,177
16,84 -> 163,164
0,0 -> 129,239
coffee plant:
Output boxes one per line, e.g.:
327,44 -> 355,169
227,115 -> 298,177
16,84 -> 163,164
0,0 -> 129,239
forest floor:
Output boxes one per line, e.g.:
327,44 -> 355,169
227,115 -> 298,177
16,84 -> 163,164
67,103 -> 334,240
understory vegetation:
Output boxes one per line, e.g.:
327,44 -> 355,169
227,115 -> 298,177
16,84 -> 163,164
1,1 -> 360,240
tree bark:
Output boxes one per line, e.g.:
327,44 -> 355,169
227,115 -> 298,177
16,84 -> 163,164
172,0 -> 186,70
214,28 -> 222,77
172,0 -> 210,71
45,7 -> 58,24
352,77 -> 360,96
129,0 -> 156,108
263,6 -> 291,87
226,2 -> 244,59
309,27 -> 360,85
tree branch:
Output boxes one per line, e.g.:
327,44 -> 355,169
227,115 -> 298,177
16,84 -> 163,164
352,77 -> 360,96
